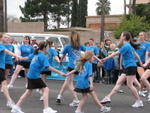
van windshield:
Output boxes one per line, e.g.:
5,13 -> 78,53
33,36 -> 45,42
60,37 -> 69,46
49,37 -> 62,48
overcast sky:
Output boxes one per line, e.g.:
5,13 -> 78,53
7,0 -> 129,18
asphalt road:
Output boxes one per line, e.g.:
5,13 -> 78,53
0,78 -> 150,113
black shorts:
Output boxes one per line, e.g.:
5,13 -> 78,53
67,67 -> 79,75
18,61 -> 30,69
27,78 -> 47,89
40,71 -> 51,76
123,67 -> 137,76
74,87 -> 93,94
0,69 -> 6,84
5,64 -> 13,69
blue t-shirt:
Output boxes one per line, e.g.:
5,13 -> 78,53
62,45 -> 86,69
0,44 -> 6,69
20,45 -> 34,62
119,42 -> 137,69
147,42 -> 150,51
47,48 -> 58,66
27,52 -> 50,79
86,46 -> 99,63
5,45 -> 14,65
103,58 -> 115,70
136,42 -> 149,63
75,61 -> 93,89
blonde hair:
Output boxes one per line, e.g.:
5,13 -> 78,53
110,43 -> 116,50
70,31 -> 80,50
139,32 -> 146,36
77,51 -> 94,73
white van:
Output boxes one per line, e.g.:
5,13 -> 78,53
6,33 -> 69,51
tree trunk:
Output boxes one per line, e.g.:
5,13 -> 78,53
43,11 -> 48,31
0,0 -> 7,32
67,0 -> 70,28
129,0 -> 132,14
129,0 -> 136,14
57,15 -> 61,29
100,14 -> 105,42
71,0 -> 78,27
132,0 -> 136,14
124,0 -> 127,15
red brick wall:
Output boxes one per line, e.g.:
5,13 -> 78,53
87,23 -> 119,30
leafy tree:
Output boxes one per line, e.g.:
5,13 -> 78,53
96,0 -> 111,42
51,0 -> 71,29
20,0 -> 52,31
135,3 -> 150,23
77,0 -> 88,27
20,0 -> 71,31
114,15 -> 150,39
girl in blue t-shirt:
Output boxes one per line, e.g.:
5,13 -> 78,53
56,31 -> 85,106
11,41 -> 66,113
66,51 -> 111,113
3,36 -> 14,79
41,39 -> 60,81
141,45 -> 150,101
39,39 -> 61,100
101,32 -> 143,108
136,32 -> 150,97
8,36 -> 34,88
0,33 -> 20,109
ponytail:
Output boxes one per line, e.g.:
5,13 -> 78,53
33,41 -> 48,54
76,51 -> 94,74
34,48 -> 40,54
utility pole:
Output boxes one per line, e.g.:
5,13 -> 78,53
0,0 -> 7,32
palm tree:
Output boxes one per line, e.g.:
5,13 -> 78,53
124,0 -> 127,15
0,0 -> 4,32
0,0 -> 7,32
96,0 -> 111,42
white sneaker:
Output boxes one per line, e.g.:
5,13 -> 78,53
11,105 -> 24,113
100,106 -> 111,112
101,97 -> 111,104
147,93 -> 150,101
43,107 -> 57,113
139,91 -> 146,97
132,100 -> 144,108
69,100 -> 80,107
6,101 -> 15,108
36,89 -> 42,94
40,96 -> 44,101
56,95 -> 63,104
7,84 -> 13,89
75,110 -> 84,113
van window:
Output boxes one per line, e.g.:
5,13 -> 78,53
60,37 -> 69,46
49,37 -> 62,48
9,35 -> 23,43
33,36 -> 45,42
